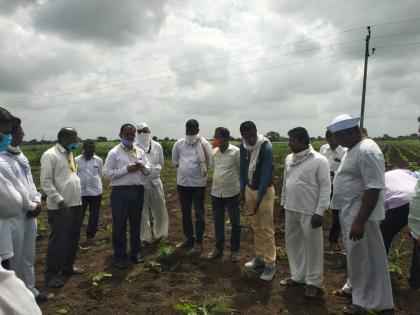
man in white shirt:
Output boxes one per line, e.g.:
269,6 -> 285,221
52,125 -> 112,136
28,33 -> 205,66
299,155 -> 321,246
135,123 -> 168,245
76,139 -> 103,242
0,109 -> 41,314
0,108 -> 23,271
328,114 -> 393,314
280,127 -> 331,298
0,124 -> 50,302
41,127 -> 84,288
319,129 -> 346,251
103,123 -> 151,269
409,174 -> 420,290
207,127 -> 241,262
172,119 -> 212,255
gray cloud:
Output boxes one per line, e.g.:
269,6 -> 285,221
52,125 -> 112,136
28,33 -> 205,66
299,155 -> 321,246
0,0 -> 419,141
0,0 -> 36,15
32,0 -> 169,45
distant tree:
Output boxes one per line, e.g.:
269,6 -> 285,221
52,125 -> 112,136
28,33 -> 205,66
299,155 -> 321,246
265,131 -> 281,142
96,136 -> 107,142
164,137 -> 170,141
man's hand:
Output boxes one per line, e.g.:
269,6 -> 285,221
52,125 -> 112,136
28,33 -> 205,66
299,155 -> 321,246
246,201 -> 261,217
27,203 -> 42,218
311,214 -> 323,228
239,191 -> 245,204
58,200 -> 69,211
127,164 -> 141,173
349,220 -> 365,241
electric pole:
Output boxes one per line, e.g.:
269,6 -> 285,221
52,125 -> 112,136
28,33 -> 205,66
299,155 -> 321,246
360,26 -> 375,131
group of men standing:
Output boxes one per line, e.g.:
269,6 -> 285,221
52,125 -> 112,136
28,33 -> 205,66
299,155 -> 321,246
1,105 -> 420,315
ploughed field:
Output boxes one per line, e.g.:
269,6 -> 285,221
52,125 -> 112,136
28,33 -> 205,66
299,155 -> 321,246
19,140 -> 420,314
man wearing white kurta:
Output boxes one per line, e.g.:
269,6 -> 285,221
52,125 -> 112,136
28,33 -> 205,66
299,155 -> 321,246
328,114 -> 393,314
0,124 -> 43,300
280,127 -> 331,298
135,123 -> 168,244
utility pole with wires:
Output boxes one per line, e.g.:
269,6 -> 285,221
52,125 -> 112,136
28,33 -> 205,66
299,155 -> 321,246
360,26 -> 375,131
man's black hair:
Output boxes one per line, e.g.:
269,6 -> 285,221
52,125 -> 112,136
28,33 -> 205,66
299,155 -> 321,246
186,119 -> 199,129
0,107 -> 20,125
215,127 -> 230,139
239,121 -> 257,134
57,127 -> 76,140
83,139 -> 95,147
120,123 -> 136,134
325,129 -> 332,138
288,127 -> 310,145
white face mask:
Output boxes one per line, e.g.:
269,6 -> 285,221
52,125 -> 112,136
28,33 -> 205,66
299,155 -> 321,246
185,135 -> 199,145
136,133 -> 151,148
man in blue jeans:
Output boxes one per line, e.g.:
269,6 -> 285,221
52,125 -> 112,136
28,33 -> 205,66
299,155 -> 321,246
207,127 -> 241,262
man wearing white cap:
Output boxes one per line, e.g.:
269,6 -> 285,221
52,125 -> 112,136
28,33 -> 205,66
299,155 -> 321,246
135,123 -> 168,245
328,114 -> 393,314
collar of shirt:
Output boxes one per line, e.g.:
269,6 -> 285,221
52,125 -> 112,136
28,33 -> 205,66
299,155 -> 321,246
215,143 -> 235,154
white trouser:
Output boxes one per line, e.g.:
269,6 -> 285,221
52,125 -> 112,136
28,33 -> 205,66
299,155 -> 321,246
9,216 -> 39,297
0,219 -> 13,261
285,210 -> 324,288
340,213 -> 393,311
141,179 -> 168,242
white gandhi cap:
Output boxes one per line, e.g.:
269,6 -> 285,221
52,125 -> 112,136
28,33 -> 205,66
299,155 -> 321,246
327,114 -> 360,133
136,122 -> 148,130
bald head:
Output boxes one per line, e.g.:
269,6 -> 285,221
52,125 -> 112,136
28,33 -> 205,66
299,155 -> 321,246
57,127 -> 78,149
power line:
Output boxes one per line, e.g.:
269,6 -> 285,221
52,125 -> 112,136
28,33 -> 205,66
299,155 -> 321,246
3,17 -> 420,106
5,28 -> 420,107
1,38 -> 365,106
1,27 -> 369,104
371,17 -> 420,28
18,40 -> 420,113
16,48 -> 365,112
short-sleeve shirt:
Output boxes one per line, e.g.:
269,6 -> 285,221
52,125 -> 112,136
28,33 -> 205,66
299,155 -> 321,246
211,144 -> 240,198
331,138 -> 386,221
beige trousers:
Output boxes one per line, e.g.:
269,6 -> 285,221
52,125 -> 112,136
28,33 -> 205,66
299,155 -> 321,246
245,186 -> 276,266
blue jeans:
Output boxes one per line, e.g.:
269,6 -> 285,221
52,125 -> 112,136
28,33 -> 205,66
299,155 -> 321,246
212,194 -> 241,253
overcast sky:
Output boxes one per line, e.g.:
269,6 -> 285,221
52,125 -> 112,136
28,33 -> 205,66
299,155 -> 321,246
1,0 -> 419,140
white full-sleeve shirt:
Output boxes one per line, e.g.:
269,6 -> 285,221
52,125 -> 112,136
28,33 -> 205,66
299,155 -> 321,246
103,144 -> 151,186
0,149 -> 41,216
0,263 -> 42,315
172,137 -> 213,187
319,144 -> 346,173
211,144 -> 240,198
75,154 -> 103,196
135,140 -> 164,188
40,143 -> 82,210
331,138 -> 386,221
0,172 -> 22,219
280,147 -> 331,216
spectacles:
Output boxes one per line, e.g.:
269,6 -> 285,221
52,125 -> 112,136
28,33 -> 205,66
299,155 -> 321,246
137,130 -> 150,134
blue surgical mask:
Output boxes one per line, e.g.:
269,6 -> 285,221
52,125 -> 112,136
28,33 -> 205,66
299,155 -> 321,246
121,137 -> 135,147
0,134 -> 12,153
67,143 -> 79,152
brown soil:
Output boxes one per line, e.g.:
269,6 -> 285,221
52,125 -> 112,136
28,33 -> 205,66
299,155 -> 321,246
35,180 -> 420,315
